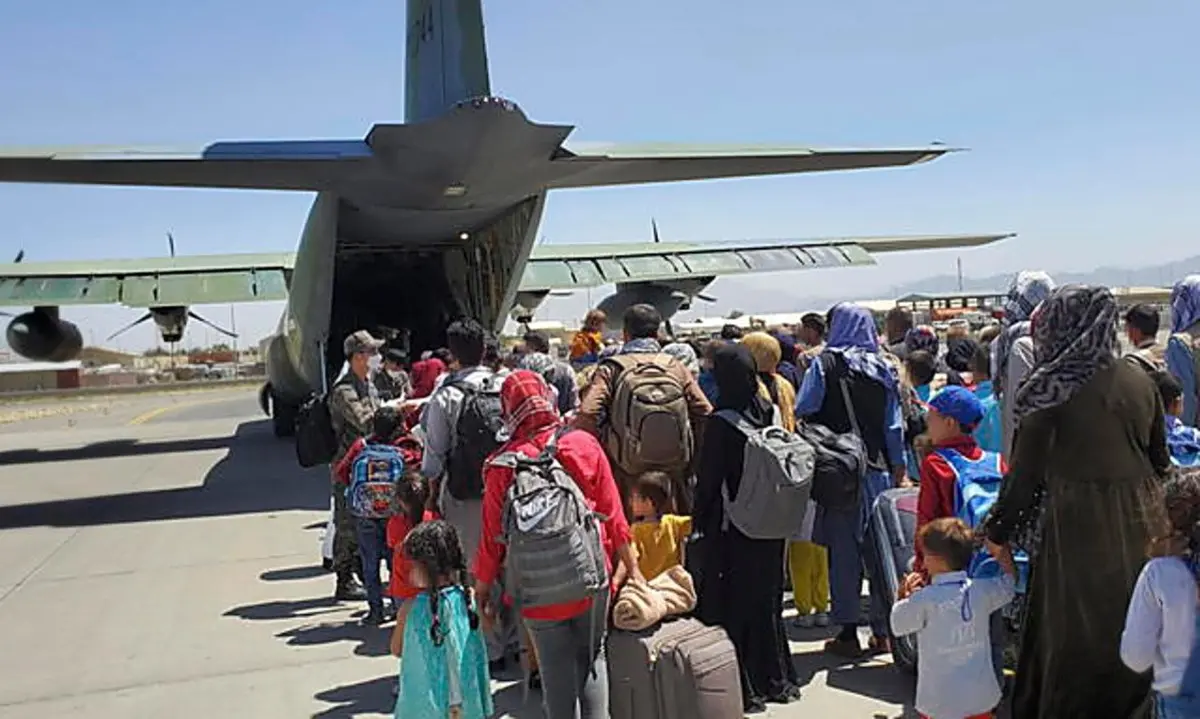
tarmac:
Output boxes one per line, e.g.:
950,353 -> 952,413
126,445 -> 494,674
0,387 -> 917,718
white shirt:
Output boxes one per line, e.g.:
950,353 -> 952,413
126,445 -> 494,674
891,571 -> 1015,719
1121,556 -> 1198,695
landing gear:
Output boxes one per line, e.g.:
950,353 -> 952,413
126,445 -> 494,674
271,391 -> 298,438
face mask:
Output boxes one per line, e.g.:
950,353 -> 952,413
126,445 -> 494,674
368,355 -> 383,373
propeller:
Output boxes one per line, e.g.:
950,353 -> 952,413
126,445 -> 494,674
651,218 -> 661,244
13,249 -> 24,264
167,233 -> 176,258
107,312 -> 154,341
187,310 -> 238,338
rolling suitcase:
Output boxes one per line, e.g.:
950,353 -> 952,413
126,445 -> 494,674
870,487 -> 920,673
607,617 -> 744,719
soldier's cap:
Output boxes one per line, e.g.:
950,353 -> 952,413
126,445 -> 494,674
343,330 -> 384,357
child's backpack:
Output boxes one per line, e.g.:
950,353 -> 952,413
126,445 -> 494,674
347,443 -> 405,519
445,375 -> 505,501
935,448 -> 1029,592
715,409 -> 815,539
490,429 -> 609,609
602,354 -> 693,477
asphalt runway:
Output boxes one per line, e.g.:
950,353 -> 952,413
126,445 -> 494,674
0,388 -> 918,718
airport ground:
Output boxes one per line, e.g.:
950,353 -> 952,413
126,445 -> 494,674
0,386 -> 921,718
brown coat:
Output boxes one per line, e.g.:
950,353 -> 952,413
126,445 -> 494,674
986,360 -> 1169,719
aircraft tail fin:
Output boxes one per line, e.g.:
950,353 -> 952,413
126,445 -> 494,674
405,0 -> 492,124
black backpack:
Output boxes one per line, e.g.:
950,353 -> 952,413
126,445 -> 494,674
796,363 -> 867,510
445,376 -> 505,500
295,393 -> 337,468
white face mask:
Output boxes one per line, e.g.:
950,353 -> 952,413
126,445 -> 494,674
368,354 -> 383,373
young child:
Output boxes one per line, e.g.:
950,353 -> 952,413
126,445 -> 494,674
387,471 -> 436,617
392,520 -> 493,719
623,471 -> 692,582
892,518 -> 1016,719
968,343 -> 1003,454
906,350 -> 939,403
1155,370 -> 1200,467
1121,468 -> 1200,717
906,385 -> 1010,683
788,495 -> 830,628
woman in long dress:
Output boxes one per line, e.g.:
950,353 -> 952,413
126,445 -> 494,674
984,285 -> 1170,719
692,344 -> 801,713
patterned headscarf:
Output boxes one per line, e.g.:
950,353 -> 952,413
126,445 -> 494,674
661,342 -> 700,375
1013,285 -> 1117,422
904,325 -> 940,355
1171,275 -> 1200,334
499,370 -> 561,441
992,270 -> 1056,391
823,303 -> 897,391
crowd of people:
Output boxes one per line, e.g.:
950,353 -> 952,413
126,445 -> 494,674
315,272 -> 1200,719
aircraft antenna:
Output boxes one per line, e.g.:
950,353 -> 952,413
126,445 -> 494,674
12,249 -> 24,264
651,218 -> 661,243
167,233 -> 176,258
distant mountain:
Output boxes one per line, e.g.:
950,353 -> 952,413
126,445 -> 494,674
885,255 -> 1200,298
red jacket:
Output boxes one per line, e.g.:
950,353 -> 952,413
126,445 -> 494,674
387,509 -> 438,600
473,427 -> 632,622
914,434 -> 1008,576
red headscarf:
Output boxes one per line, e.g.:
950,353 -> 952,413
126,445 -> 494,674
409,358 -> 446,399
500,370 -> 561,441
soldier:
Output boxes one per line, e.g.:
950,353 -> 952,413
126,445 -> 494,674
327,329 -> 384,601
375,344 -> 412,401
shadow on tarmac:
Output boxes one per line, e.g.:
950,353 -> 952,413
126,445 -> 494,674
260,565 -> 329,582
0,420 -> 329,529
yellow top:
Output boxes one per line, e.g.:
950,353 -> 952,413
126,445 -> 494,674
631,514 -> 693,580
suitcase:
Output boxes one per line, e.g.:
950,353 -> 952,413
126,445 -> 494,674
607,617 -> 744,719
870,487 -> 920,673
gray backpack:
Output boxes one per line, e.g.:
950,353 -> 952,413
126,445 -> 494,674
491,429 -> 609,608
715,409 -> 815,540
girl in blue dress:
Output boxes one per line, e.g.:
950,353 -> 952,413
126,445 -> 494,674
393,520 -> 492,719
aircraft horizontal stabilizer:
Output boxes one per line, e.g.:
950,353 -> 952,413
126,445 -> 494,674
0,141 -> 371,190
547,143 -> 959,189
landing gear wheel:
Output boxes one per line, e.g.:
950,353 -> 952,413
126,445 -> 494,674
271,392 -> 298,438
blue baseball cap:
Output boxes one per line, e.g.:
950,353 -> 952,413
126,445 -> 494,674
926,385 -> 985,428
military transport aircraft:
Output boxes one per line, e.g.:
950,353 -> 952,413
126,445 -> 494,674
0,0 -> 1010,436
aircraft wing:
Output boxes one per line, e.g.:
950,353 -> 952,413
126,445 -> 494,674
0,141 -> 373,190
0,253 -> 295,308
546,143 -> 957,189
519,234 -> 1013,291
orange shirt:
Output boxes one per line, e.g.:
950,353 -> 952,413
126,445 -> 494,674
387,509 -> 438,600
569,330 -> 603,362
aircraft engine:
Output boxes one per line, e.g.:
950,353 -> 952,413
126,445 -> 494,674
5,310 -> 83,362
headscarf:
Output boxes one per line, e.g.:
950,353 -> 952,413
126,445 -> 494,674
712,343 -> 774,427
499,370 -> 561,441
1171,275 -> 1200,334
1013,285 -> 1117,422
741,331 -> 783,405
772,331 -> 803,389
992,270 -> 1056,390
661,342 -> 700,375
904,325 -> 939,355
945,337 -> 979,373
518,352 -> 578,414
621,337 -> 661,355
823,303 -> 898,391
409,357 -> 446,399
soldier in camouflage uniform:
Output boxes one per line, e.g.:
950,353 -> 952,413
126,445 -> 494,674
327,329 -> 384,601
374,345 -> 412,401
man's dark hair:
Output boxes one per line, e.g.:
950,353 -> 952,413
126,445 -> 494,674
483,334 -> 503,370
523,330 -> 551,354
446,319 -> 486,367
886,306 -> 914,332
1154,369 -> 1183,409
372,406 -> 403,443
800,312 -> 826,338
623,304 -> 662,340
970,342 -> 991,378
1124,303 -> 1161,339
905,350 -> 937,386
431,347 -> 453,365
917,517 -> 975,572
719,324 -> 743,341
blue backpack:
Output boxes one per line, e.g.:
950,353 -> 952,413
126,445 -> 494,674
935,448 -> 1029,593
347,443 -> 405,519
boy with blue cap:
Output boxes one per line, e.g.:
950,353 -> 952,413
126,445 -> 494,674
902,385 -> 1013,694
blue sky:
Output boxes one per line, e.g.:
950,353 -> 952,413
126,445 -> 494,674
0,0 -> 1197,351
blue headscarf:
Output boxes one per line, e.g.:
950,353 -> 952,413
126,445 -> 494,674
1171,275 -> 1200,334
823,303 -> 897,390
